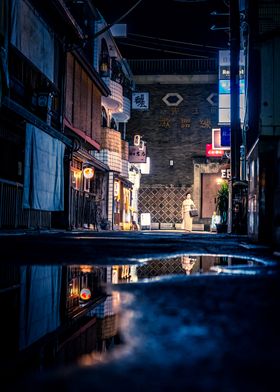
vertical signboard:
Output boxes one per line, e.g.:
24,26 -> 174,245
218,50 -> 245,125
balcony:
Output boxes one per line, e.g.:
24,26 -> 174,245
101,78 -> 123,112
93,128 -> 122,172
100,127 -> 121,152
112,96 -> 131,122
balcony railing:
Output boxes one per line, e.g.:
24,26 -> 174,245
127,58 -> 218,75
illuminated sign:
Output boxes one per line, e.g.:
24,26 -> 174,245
140,213 -> 151,227
221,168 -> 231,179
218,50 -> 245,125
206,144 -> 224,157
212,127 -> 231,150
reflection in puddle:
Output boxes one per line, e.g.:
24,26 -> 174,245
0,255 -> 265,386
109,255 -> 261,283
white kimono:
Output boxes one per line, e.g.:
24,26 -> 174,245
182,198 -> 195,231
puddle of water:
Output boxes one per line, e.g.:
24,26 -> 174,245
106,255 -> 268,283
0,255 -> 275,388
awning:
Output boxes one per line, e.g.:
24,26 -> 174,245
74,148 -> 110,172
116,175 -> 134,189
64,117 -> 100,150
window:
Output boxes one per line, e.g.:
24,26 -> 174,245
110,117 -> 118,130
71,169 -> 82,190
101,106 -> 108,127
99,39 -> 110,77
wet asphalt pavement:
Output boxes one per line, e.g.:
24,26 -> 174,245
0,229 -> 279,265
1,230 -> 280,391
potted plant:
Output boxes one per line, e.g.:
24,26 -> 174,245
215,182 -> 229,233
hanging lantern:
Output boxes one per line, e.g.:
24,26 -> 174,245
80,288 -> 91,301
83,166 -> 95,179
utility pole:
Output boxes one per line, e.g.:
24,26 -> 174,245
228,0 -> 241,233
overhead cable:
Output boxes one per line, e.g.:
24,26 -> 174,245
127,33 -> 225,50
116,41 -> 211,58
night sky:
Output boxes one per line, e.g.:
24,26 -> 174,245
93,0 -> 230,59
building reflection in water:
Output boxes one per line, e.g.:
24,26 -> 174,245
0,263 -> 123,382
0,255 -> 253,383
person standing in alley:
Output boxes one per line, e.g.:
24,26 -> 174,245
181,192 -> 196,232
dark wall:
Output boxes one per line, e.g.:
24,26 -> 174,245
127,82 -> 219,187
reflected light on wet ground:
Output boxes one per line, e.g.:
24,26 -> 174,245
1,255 -> 279,391
105,255 -> 275,284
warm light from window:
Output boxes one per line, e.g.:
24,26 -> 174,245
80,265 -> 93,273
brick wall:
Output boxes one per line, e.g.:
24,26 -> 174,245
127,82 -> 218,186
127,76 -> 219,224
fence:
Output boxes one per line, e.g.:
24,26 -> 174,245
127,58 -> 218,75
0,178 -> 51,229
70,188 -> 101,229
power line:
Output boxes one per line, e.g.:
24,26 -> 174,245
118,36 -> 219,56
127,33 -> 225,50
116,41 -> 211,58
93,0 -> 144,39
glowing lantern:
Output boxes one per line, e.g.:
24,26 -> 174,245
83,167 -> 94,179
80,288 -> 91,300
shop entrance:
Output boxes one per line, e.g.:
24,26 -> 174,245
201,173 -> 221,218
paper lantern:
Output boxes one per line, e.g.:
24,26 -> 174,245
83,167 -> 94,179
80,288 -> 91,300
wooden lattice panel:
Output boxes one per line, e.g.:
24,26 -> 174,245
137,257 -> 185,278
139,185 -> 190,223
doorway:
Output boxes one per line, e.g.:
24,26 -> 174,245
201,173 -> 221,218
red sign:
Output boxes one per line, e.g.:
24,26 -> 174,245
206,144 -> 224,158
129,145 -> 147,163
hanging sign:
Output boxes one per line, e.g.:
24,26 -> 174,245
129,145 -> 147,163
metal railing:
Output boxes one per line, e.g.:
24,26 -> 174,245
127,58 -> 218,75
0,178 -> 51,229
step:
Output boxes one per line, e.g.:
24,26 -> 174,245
175,223 -> 205,231
160,223 -> 174,230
